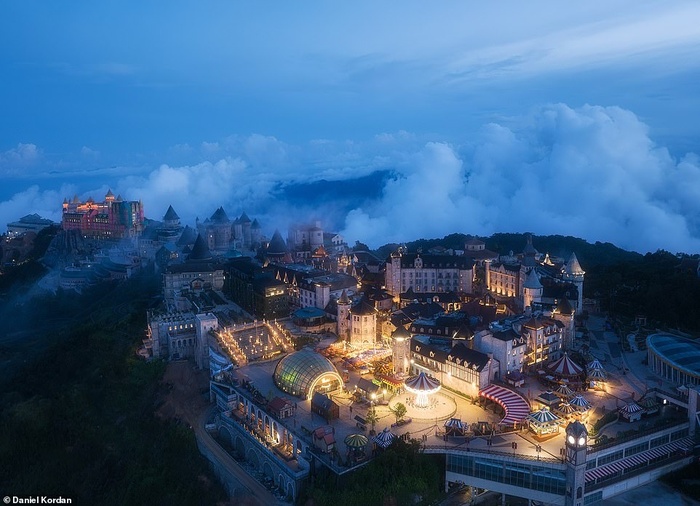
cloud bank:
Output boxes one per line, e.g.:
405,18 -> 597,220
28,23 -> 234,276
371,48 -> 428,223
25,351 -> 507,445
341,104 -> 700,253
1,104 -> 699,255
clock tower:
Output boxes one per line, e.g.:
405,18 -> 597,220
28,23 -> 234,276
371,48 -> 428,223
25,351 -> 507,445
565,421 -> 588,506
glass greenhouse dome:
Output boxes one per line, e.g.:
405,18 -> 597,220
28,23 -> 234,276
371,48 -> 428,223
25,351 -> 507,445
273,348 -> 343,399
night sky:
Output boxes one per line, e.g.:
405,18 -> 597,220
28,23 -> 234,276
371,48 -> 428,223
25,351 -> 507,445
1,2 -> 699,253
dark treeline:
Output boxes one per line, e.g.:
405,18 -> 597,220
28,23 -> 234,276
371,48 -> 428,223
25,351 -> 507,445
0,272 -> 226,505
301,438 -> 444,506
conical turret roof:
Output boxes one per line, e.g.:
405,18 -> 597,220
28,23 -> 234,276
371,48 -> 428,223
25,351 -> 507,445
555,296 -> 574,315
210,206 -> 230,224
251,218 -> 261,229
338,289 -> 350,305
267,230 -> 287,255
163,205 -> 180,221
564,253 -> 585,275
177,225 -> 198,246
188,234 -> 212,261
239,211 -> 251,224
391,325 -> 411,339
523,269 -> 543,290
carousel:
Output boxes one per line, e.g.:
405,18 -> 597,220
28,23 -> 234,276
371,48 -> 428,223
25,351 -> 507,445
404,371 -> 441,408
526,407 -> 561,436
547,353 -> 585,386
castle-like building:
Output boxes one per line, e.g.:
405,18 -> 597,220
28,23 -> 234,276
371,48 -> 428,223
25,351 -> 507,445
196,207 -> 262,253
487,235 -> 585,313
385,247 -> 474,299
61,190 -> 144,238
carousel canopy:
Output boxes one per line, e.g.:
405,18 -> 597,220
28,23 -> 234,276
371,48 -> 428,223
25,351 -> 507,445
587,359 -> 605,371
373,428 -> 396,449
404,371 -> 441,393
548,353 -> 584,377
639,396 -> 659,409
444,418 -> 465,430
588,368 -> 607,380
527,407 -> 560,424
344,433 -> 369,448
556,383 -> 575,397
570,394 -> 591,410
559,402 -> 576,414
619,402 -> 643,415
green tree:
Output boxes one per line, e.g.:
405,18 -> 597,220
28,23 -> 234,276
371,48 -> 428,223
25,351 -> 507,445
391,402 -> 407,424
365,406 -> 379,435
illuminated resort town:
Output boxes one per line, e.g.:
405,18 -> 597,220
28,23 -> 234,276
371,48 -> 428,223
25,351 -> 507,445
28,193 -> 699,505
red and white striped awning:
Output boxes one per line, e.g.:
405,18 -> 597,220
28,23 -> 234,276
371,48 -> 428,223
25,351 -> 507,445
479,384 -> 530,426
585,437 -> 693,483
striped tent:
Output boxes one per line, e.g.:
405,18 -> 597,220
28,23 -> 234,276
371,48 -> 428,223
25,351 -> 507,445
556,383 -> 575,398
558,402 -> 576,415
479,384 -> 531,426
527,407 -> 560,424
344,433 -> 369,449
619,402 -> 644,421
639,396 -> 659,414
373,428 -> 396,449
587,359 -> 605,371
570,394 -> 591,411
548,353 -> 584,378
444,418 -> 466,435
588,368 -> 606,380
526,407 -> 561,435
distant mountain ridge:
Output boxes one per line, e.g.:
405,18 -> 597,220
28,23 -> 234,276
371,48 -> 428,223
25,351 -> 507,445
374,232 -> 643,267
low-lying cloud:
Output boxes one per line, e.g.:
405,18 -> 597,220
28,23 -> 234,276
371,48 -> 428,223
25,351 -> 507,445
342,104 -> 700,254
1,103 -> 699,255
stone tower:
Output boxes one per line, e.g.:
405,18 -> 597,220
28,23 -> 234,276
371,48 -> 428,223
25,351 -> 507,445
562,253 -> 585,313
391,325 -> 412,376
523,268 -> 543,311
337,289 -> 351,343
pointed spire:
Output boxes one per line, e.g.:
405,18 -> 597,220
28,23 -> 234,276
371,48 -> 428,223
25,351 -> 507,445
188,234 -> 212,261
338,289 -> 350,305
523,269 -> 543,290
565,252 -> 585,275
163,205 -> 180,221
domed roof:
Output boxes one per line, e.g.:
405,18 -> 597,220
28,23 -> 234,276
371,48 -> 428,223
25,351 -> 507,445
273,349 -> 342,399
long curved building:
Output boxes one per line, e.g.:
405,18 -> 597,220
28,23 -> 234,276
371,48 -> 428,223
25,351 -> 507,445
647,333 -> 700,386
273,348 -> 343,399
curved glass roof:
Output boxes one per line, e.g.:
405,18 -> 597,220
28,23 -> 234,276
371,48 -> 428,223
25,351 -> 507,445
273,348 -> 342,399
647,333 -> 700,379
